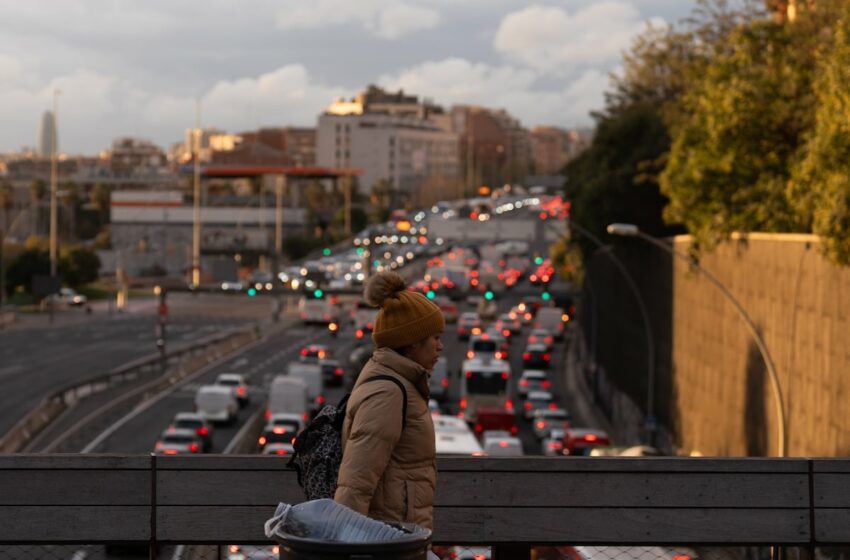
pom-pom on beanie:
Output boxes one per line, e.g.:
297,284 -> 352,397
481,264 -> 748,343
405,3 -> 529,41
364,271 -> 445,349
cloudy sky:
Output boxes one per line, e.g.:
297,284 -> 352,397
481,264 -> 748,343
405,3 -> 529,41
0,0 -> 695,154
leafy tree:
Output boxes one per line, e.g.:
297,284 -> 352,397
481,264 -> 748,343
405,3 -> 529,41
90,183 -> 112,224
60,246 -> 101,287
790,7 -> 850,263
0,181 -> 13,234
5,248 -> 49,296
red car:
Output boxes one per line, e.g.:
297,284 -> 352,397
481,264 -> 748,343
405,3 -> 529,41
473,404 -> 518,436
561,428 -> 610,456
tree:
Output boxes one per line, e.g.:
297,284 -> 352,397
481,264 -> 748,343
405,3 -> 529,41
61,181 -> 79,240
5,248 -> 49,296
305,180 -> 328,212
790,6 -> 850,263
0,181 -> 13,235
90,183 -> 112,224
29,178 -> 46,236
60,246 -> 101,287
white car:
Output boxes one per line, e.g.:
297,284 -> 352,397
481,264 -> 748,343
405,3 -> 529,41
531,408 -> 570,439
483,435 -> 524,457
518,369 -> 550,398
154,429 -> 204,455
523,390 -> 555,420
195,385 -> 238,424
543,428 -> 566,457
215,373 -> 250,407
262,443 -> 295,456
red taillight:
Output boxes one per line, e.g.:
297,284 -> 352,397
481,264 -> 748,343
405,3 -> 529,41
498,441 -> 509,448
467,351 -> 474,359
501,372 -> 509,380
511,425 -> 518,435
536,421 -> 545,429
163,449 -> 178,455
441,378 -> 449,388
465,371 -> 472,378
272,427 -> 287,435
523,352 -> 530,360
154,442 -> 162,450
529,336 -> 537,344
460,398 -> 467,410
189,443 -> 199,453
300,348 -> 308,357
276,449 -> 288,455
259,436 -> 267,445
474,424 -> 483,433
585,434 -> 598,442
502,329 -> 510,337
265,409 -> 271,420
316,395 -> 326,406
470,278 -> 479,287
542,380 -> 551,389
519,379 -> 528,387
548,402 -> 558,410
302,411 -> 309,422
230,545 -> 240,554
548,441 -> 563,450
335,368 -> 344,376
530,275 -> 538,282
543,353 -> 551,362
237,386 -> 246,396
505,399 -> 513,411
196,427 -> 209,436
356,329 -> 364,339
524,402 -> 532,410
367,322 -> 373,329
458,327 -> 467,334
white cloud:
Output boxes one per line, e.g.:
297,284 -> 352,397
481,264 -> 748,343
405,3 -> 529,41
494,2 -> 657,75
379,57 -> 609,127
275,0 -> 440,40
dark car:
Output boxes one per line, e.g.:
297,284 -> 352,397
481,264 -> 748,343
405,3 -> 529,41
522,343 -> 552,368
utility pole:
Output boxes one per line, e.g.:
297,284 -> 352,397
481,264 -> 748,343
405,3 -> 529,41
344,174 -> 352,236
191,99 -> 202,288
48,89 -> 61,324
275,174 -> 285,273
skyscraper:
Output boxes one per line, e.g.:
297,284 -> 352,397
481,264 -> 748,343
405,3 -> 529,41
37,111 -> 56,157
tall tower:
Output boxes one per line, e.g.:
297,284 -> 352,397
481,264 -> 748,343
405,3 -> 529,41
37,111 -> 56,157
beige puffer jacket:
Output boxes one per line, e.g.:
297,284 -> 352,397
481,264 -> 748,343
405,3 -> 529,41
334,347 -> 437,529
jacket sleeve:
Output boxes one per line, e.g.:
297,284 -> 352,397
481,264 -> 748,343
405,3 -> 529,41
334,383 -> 404,515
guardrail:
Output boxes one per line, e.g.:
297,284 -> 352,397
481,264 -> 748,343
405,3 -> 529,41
1,455 -> 848,559
0,324 -> 262,453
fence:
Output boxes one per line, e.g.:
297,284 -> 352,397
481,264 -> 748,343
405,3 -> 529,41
2,455 -> 849,559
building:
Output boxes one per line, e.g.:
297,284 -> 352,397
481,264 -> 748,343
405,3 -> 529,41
530,126 -> 592,176
100,138 -> 168,178
36,111 -> 56,158
317,86 -> 461,206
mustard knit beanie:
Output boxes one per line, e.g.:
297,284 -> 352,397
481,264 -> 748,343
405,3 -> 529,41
364,271 -> 445,348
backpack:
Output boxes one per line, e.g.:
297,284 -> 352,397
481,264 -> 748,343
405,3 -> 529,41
288,374 -> 408,500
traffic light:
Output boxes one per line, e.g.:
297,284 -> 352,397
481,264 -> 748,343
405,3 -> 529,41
356,247 -> 365,255
534,256 -> 544,265
322,248 -> 331,257
484,290 -> 495,301
247,288 -> 257,297
426,290 -> 436,300
312,289 -> 324,299
542,291 -> 551,301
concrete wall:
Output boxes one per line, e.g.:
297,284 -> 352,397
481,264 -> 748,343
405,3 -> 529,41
583,233 -> 850,457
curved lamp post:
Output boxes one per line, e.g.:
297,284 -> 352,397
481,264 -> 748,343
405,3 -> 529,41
607,223 -> 787,457
552,220 -> 658,445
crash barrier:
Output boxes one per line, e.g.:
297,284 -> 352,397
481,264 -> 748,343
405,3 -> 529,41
1,455 -> 849,559
0,325 -> 261,453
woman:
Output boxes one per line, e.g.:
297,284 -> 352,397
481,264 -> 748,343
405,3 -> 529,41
334,271 -> 444,531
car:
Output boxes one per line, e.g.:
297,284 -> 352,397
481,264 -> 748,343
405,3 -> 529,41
466,333 -> 505,362
215,373 -> 250,407
428,398 -> 441,415
258,413 -> 304,450
526,329 -> 554,351
224,544 -> 280,559
434,296 -> 459,323
511,304 -> 534,325
494,313 -> 522,337
165,412 -> 212,452
542,428 -> 566,456
429,357 -> 449,402
448,546 -> 491,560
457,312 -> 482,340
473,405 -> 518,437
262,443 -> 295,456
518,369 -> 551,398
523,390 -> 555,420
531,408 -> 571,439
195,385 -> 238,424
220,281 -> 243,292
154,429 -> 204,455
561,428 -> 611,456
318,358 -> 345,387
58,287 -> 88,306
299,344 -> 330,363
482,435 -> 524,456
522,344 -> 552,369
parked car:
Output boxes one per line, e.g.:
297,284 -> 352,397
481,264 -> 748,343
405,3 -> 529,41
215,373 -> 250,407
165,412 -> 212,452
154,429 -> 204,455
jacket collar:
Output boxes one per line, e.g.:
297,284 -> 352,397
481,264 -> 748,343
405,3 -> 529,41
371,347 -> 430,399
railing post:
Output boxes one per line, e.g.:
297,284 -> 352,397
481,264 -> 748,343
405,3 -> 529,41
150,452 -> 157,560
492,544 -> 532,560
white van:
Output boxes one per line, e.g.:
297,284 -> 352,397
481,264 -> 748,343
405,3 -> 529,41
429,357 -> 449,402
195,385 -> 238,424
267,376 -> 309,421
287,362 -> 325,410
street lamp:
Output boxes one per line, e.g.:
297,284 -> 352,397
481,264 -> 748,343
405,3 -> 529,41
607,223 -> 787,457
564,220 -> 657,445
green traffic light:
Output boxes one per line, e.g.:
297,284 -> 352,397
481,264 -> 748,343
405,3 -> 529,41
356,247 -> 365,255
373,260 -> 381,268
247,288 -> 257,297
542,291 -> 551,301
535,256 -> 544,265
485,291 -> 494,301
426,290 -> 435,300
322,248 -> 331,256
313,289 -> 324,298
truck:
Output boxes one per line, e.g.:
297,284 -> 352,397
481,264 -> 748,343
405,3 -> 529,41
266,376 -> 309,421
298,296 -> 342,325
194,385 -> 238,424
287,362 -> 325,411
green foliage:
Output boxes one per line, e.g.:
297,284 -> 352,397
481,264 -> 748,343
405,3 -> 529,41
790,6 -> 850,264
5,249 -> 49,296
60,246 -> 101,287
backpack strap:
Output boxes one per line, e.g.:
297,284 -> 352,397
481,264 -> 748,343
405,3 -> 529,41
361,374 -> 408,431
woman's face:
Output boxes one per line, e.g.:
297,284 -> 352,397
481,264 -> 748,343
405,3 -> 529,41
405,332 -> 444,371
